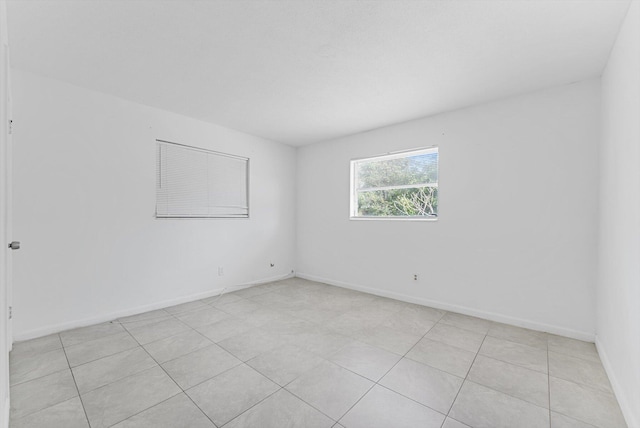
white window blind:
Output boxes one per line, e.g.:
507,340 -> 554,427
156,140 -> 249,218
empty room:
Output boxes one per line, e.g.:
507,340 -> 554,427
0,0 -> 638,427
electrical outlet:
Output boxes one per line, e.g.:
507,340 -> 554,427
270,263 -> 275,267
413,274 -> 419,281
218,267 -> 224,276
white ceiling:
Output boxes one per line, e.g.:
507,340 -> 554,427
7,0 -> 630,146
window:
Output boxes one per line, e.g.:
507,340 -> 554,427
156,140 -> 249,218
350,147 -> 438,219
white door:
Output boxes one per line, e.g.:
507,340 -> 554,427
2,33 -> 12,349
1,0 -> 13,425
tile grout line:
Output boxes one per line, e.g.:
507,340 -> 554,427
218,293 -> 412,425
106,394 -> 183,428
117,288 -> 302,427
444,332 -> 558,424
221,297 -> 387,424
11,288 -> 379,422
118,319 -> 219,428
59,333 -> 93,428
56,342 -> 158,396
218,386 -> 285,427
326,312 -> 449,426
443,331 -> 488,419
7,293 -> 364,392
10,281 -> 616,428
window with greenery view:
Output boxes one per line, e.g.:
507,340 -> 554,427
350,147 -> 438,219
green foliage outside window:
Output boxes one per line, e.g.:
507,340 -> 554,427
354,150 -> 438,217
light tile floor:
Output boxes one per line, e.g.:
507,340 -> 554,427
9,278 -> 627,428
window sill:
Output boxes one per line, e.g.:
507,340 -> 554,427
349,216 -> 438,222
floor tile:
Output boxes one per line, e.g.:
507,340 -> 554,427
450,381 -> 550,428
10,397 -> 88,428
284,306 -> 345,324
249,290 -> 300,307
406,338 -> 476,378
196,316 -> 254,343
317,293 -> 375,313
467,355 -> 549,408
286,360 -> 373,420
549,351 -> 612,393
379,358 -> 463,414
81,366 -> 181,428
217,298 -> 263,315
65,331 -> 139,367
60,322 -> 125,347
329,341 -> 401,382
364,296 -> 410,314
380,310 -> 436,336
111,393 -> 214,428
72,347 -> 157,393
143,329 -> 212,363
247,344 -> 325,386
442,417 -> 472,428
488,322 -> 548,349
8,278 -> 627,428
255,281 -> 291,292
326,313 -> 378,336
224,389 -> 334,428
10,369 -> 78,420
10,347 -> 69,385
550,376 -> 626,428
354,325 -> 423,355
285,328 -> 353,357
10,334 -> 62,358
349,306 -> 398,325
340,385 -> 445,428
164,300 -> 209,315
260,297 -> 303,313
186,364 -> 279,427
217,327 -> 285,361
479,336 -> 548,373
202,292 -> 244,307
162,344 -> 242,389
401,304 -> 446,322
175,307 -> 230,329
242,307 -> 290,327
547,335 -> 600,363
425,323 -> 485,353
440,312 -> 491,334
233,284 -> 274,298
551,411 -> 598,427
126,318 -> 190,345
260,316 -> 316,336
117,309 -> 173,328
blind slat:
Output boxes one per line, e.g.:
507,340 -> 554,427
156,141 -> 249,218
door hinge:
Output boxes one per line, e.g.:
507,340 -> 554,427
8,119 -> 13,135
8,306 -> 12,320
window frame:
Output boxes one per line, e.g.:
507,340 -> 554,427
349,146 -> 439,221
155,139 -> 250,219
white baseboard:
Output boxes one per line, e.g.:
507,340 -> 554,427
595,337 -> 638,428
13,272 -> 293,341
297,272 -> 595,342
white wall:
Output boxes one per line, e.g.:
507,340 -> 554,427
11,70 -> 297,340
597,2 -> 640,427
297,80 -> 601,340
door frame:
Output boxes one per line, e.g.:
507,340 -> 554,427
1,0 -> 13,426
